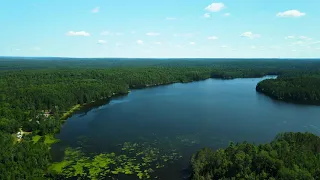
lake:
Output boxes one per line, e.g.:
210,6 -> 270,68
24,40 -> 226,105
51,76 -> 320,179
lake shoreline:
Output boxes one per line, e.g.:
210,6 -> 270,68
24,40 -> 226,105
57,75 -> 275,122
49,74 -> 320,179
256,83 -> 320,106
52,75 -> 280,144
49,75 -> 282,178
256,89 -> 320,106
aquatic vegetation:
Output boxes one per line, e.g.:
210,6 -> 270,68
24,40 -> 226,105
48,160 -> 73,173
32,135 -> 42,143
49,134 -> 205,179
156,163 -> 164,169
176,134 -> 200,146
44,134 -> 60,145
50,140 -> 183,179
31,134 -> 59,146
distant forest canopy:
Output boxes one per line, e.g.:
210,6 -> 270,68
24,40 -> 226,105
191,132 -> 320,180
1,58 -> 320,179
1,56 -> 320,71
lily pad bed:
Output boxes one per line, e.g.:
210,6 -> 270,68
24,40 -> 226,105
49,141 -> 182,179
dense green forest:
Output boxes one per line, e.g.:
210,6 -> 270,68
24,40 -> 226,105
256,75 -> 320,105
1,58 -> 320,179
0,133 -> 51,180
191,132 -> 320,180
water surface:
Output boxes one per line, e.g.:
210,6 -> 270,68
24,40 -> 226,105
52,76 -> 320,179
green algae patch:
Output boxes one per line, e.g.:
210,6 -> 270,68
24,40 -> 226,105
48,134 -> 206,179
49,160 -> 73,173
50,140 -> 183,179
48,134 -> 205,179
32,135 -> 42,143
44,134 -> 60,145
32,134 -> 59,146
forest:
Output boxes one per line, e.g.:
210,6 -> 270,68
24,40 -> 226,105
256,75 -> 320,105
191,132 -> 320,180
1,58 -> 320,179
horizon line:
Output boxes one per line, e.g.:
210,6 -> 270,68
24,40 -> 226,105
1,56 -> 320,60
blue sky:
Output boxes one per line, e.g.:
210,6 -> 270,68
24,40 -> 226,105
1,0 -> 320,58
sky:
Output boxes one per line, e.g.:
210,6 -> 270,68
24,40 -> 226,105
1,0 -> 320,58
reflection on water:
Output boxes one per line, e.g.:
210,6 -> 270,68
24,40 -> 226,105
51,76 -> 320,179
108,100 -> 131,106
305,124 -> 320,133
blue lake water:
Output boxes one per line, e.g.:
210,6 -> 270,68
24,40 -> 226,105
51,76 -> 320,179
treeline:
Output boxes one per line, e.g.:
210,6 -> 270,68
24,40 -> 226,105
256,75 -> 320,105
2,57 -> 320,71
191,132 -> 320,180
1,59 -> 320,179
0,66 -> 282,135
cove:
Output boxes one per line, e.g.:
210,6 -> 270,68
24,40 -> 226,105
50,76 -> 320,180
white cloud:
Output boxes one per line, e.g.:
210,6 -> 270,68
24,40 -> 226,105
250,46 -> 256,49
15,48 -> 20,51
277,10 -> 305,17
154,42 -> 162,45
203,13 -> 211,18
285,35 -> 295,39
97,40 -> 106,44
208,36 -> 218,40
166,17 -> 177,20
205,3 -> 225,12
92,7 -> 100,13
286,35 -> 313,42
291,41 -> 304,46
66,31 -> 90,36
240,31 -> 260,39
189,42 -> 196,45
316,48 -> 320,50
146,32 -> 160,36
291,49 -> 297,52
221,45 -> 228,48
299,36 -> 312,40
286,36 -> 314,47
224,13 -> 231,16
299,36 -> 308,40
137,40 -> 144,45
